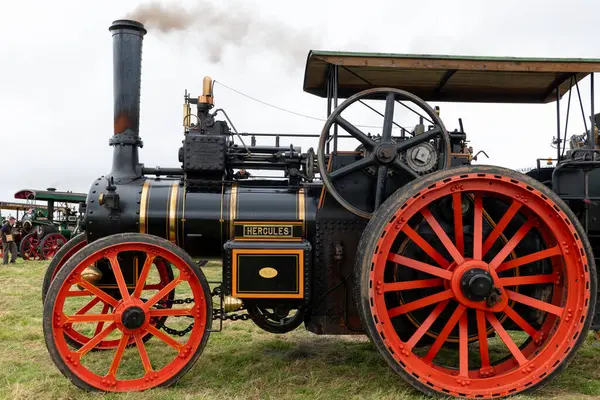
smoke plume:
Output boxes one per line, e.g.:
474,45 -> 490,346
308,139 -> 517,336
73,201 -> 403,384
126,1 -> 322,65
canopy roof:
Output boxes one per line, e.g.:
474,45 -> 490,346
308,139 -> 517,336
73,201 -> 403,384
0,201 -> 47,211
14,189 -> 86,203
303,51 -> 600,103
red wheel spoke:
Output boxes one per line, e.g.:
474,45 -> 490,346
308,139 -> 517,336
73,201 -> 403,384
498,274 -> 555,286
486,312 -> 527,366
421,208 -> 464,264
383,278 -> 444,292
134,333 -> 153,373
506,290 -> 563,316
388,289 -> 453,318
107,255 -> 131,301
489,220 -> 535,270
452,192 -> 465,256
503,305 -> 539,338
402,225 -> 450,268
482,200 -> 522,256
75,297 -> 101,315
77,280 -> 118,307
423,304 -> 467,364
496,246 -> 561,273
149,308 -> 193,317
106,333 -> 130,378
66,314 -> 115,323
458,312 -> 469,377
405,300 -> 449,350
475,310 -> 490,368
388,253 -> 452,280
132,255 -> 156,299
473,194 -> 483,260
76,322 -> 117,357
145,324 -> 184,351
145,278 -> 183,309
94,303 -> 111,336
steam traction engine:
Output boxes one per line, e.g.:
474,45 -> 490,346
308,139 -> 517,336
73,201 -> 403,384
42,19 -> 598,399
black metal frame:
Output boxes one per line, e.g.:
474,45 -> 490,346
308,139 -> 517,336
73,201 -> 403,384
553,73 -> 596,159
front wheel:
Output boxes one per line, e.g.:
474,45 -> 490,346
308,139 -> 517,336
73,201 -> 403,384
42,232 -> 88,304
39,233 -> 68,260
43,233 -> 212,392
355,165 -> 596,399
20,232 -> 42,260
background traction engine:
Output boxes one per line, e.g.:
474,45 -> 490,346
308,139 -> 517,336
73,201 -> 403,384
41,19 -> 596,399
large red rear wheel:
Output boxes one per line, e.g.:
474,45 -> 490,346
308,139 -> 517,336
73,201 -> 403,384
43,233 -> 212,392
355,165 -> 596,398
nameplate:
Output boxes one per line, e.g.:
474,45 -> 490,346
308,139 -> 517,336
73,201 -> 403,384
233,221 -> 303,240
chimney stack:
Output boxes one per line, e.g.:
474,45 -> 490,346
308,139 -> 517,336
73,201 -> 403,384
107,19 -> 147,182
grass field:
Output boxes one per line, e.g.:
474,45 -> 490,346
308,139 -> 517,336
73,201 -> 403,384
2,259 -> 600,400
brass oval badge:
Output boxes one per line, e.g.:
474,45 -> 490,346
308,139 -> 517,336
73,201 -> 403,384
259,267 -> 278,279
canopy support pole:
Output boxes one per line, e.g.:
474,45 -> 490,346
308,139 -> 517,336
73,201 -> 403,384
591,73 -> 595,149
556,86 -> 561,159
333,65 -> 339,153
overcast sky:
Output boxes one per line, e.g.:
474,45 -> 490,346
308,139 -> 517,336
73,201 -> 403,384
1,0 -> 600,206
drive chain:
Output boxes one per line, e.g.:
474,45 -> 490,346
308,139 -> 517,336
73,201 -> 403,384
155,297 -> 252,336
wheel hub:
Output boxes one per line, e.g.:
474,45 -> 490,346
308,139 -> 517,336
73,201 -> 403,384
375,143 -> 397,164
450,260 -> 507,312
121,306 -> 146,330
460,268 -> 493,301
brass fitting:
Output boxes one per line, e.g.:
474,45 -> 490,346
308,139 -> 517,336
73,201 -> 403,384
199,76 -> 214,105
223,296 -> 244,312
183,102 -> 191,128
76,264 -> 104,290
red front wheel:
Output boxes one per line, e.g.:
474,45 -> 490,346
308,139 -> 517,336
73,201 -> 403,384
355,165 -> 596,399
40,233 -> 68,260
20,232 -> 42,260
43,233 -> 212,392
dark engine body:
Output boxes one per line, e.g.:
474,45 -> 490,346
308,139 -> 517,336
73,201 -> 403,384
83,19 -> 473,335
84,160 -> 371,334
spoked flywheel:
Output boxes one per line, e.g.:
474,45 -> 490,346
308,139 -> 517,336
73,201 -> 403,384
318,87 -> 451,219
43,233 -> 212,392
355,165 -> 596,398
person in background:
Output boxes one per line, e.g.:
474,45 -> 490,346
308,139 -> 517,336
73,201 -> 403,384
1,216 -> 17,265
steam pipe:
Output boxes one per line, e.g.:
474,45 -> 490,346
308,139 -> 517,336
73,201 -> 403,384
107,19 -> 147,182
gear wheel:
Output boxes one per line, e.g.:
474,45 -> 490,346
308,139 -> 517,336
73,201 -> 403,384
402,142 -> 438,175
